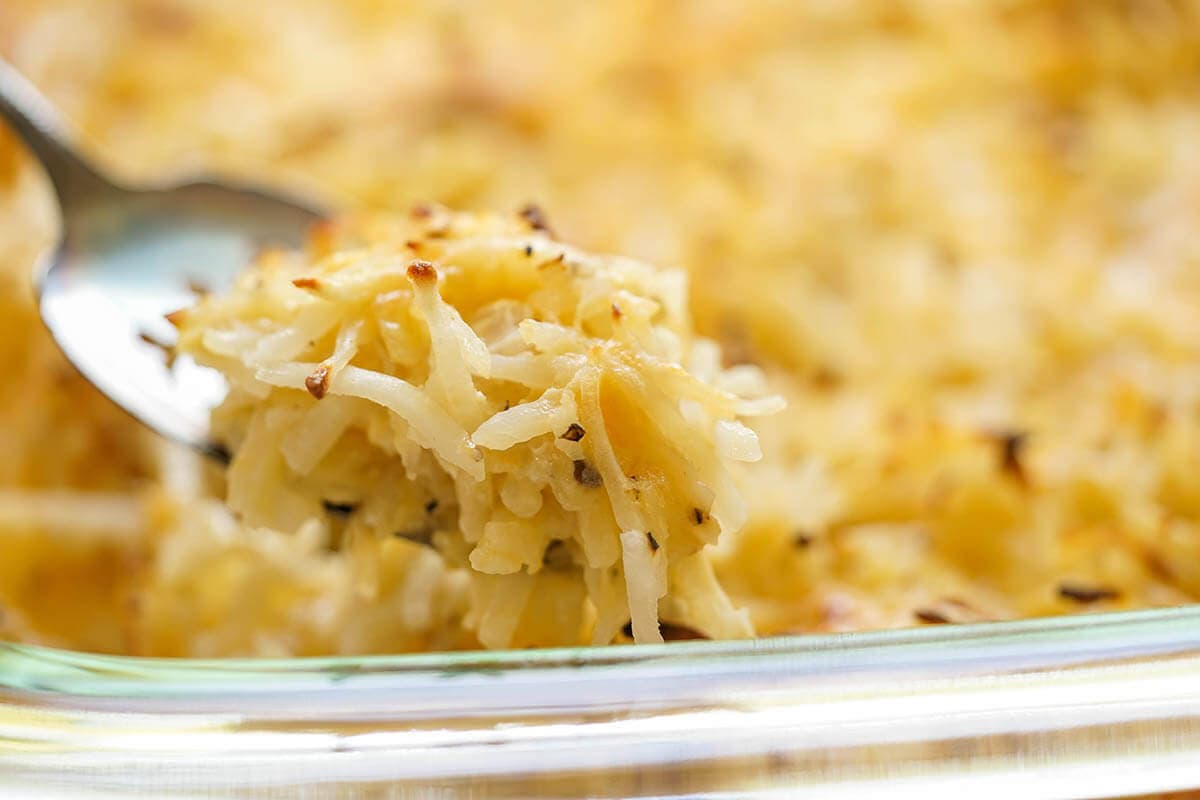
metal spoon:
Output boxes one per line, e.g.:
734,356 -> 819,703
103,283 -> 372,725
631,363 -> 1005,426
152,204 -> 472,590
0,59 -> 325,458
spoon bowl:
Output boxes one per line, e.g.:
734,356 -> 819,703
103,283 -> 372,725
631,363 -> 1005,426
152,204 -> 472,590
1,59 -> 324,455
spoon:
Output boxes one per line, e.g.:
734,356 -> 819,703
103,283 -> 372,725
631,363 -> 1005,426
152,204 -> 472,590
0,59 -> 325,458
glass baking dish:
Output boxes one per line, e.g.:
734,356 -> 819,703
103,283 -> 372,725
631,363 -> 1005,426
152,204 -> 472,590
3,606 -> 1200,798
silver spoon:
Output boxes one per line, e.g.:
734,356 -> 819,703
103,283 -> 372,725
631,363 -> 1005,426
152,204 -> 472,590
0,59 -> 325,458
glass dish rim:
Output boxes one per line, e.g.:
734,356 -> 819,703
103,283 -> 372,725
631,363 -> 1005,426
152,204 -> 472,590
5,603 -> 1200,691
7,605 -> 1200,798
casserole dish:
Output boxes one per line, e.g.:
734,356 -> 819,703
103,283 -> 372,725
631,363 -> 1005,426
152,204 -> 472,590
4,607 -> 1200,798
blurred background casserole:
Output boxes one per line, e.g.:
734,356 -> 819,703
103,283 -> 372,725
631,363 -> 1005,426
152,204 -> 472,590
0,0 -> 1198,657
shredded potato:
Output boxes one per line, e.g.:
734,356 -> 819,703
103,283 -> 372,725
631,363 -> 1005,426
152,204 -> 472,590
175,208 -> 776,646
0,2 -> 1199,655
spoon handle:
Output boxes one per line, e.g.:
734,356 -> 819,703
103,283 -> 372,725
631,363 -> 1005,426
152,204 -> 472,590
0,58 -> 111,206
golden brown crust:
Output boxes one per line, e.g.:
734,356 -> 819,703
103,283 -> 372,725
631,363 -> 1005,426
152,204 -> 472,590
305,364 -> 331,399
406,259 -> 437,285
